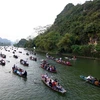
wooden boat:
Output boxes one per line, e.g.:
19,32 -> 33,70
30,56 -> 37,61
0,53 -> 6,58
46,54 -> 72,66
40,63 -> 57,73
20,59 -> 29,66
0,59 -> 6,66
26,52 -> 29,56
19,51 -> 22,53
80,75 -> 100,87
13,55 -> 18,59
56,60 -> 72,66
41,74 -> 66,94
12,65 -> 27,78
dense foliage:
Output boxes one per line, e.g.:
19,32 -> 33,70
25,0 -> 100,58
14,39 -> 27,47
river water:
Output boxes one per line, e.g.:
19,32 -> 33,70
0,47 -> 100,100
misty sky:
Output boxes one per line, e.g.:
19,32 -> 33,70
0,0 -> 88,42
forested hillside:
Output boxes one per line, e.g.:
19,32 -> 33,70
14,39 -> 27,47
25,0 -> 100,58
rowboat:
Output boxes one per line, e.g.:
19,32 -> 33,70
13,55 -> 18,59
0,53 -> 6,58
12,65 -> 27,78
56,60 -> 72,66
0,59 -> 6,66
40,60 -> 57,73
40,64 -> 57,73
80,75 -> 100,87
20,59 -> 29,66
46,54 -> 72,66
41,74 -> 66,94
30,56 -> 37,61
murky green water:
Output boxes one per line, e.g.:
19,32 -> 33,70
0,47 -> 100,100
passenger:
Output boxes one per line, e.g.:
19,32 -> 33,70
50,66 -> 52,71
94,81 -> 99,86
86,75 -> 93,80
49,79 -> 52,87
52,81 -> 57,89
45,77 -> 47,82
59,58 -> 62,62
44,73 -> 48,78
56,83 -> 62,91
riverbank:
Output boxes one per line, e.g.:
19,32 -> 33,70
25,48 -> 100,60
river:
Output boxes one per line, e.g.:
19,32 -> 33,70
0,47 -> 100,100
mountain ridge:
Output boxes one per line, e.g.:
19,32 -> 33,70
0,37 -> 11,46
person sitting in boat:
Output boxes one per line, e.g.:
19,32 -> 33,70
44,77 -> 47,83
12,64 -> 16,69
52,80 -> 57,89
13,65 -> 18,73
17,70 -> 21,75
56,83 -> 63,91
21,70 -> 25,75
94,80 -> 99,86
86,75 -> 94,80
26,61 -> 28,64
86,75 -> 95,83
66,61 -> 70,65
43,73 -> 48,78
49,79 -> 52,87
59,57 -> 62,62
50,66 -> 52,71
22,60 -> 25,64
12,64 -> 15,71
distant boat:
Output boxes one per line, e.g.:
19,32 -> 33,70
26,52 -> 29,56
0,53 -> 6,58
56,60 -> 72,66
30,56 -> 37,61
20,59 -> 29,66
0,59 -> 6,66
13,55 -> 18,59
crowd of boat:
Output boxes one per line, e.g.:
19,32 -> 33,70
0,46 -> 100,94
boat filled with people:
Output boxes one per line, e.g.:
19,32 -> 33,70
41,74 -> 66,94
0,59 -> 6,66
55,59 -> 72,66
20,59 -> 29,66
0,53 -> 6,58
13,55 -> 18,59
12,64 -> 27,78
30,56 -> 37,61
40,60 -> 57,73
46,53 -> 72,66
80,75 -> 100,87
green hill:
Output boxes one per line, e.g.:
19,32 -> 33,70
14,39 -> 27,47
25,0 -> 100,58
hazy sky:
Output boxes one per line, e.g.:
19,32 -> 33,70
0,0 -> 88,42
